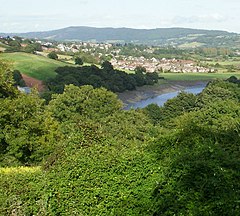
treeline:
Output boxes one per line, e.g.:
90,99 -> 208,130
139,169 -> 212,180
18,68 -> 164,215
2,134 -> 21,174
45,61 -> 159,94
196,47 -> 234,57
0,36 -> 43,53
0,59 -> 240,215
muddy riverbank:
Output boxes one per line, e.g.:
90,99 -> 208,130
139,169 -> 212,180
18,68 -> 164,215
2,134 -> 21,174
117,80 -> 208,107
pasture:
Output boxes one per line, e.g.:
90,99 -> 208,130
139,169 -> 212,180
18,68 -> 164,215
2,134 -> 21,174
0,52 -> 70,81
159,72 -> 240,81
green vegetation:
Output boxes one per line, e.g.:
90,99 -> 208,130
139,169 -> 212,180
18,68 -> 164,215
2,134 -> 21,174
178,42 -> 204,48
0,42 -> 8,52
1,56 -> 240,215
47,51 -> 58,60
0,52 -> 68,81
45,61 -> 159,95
11,26 -> 240,48
159,72 -> 240,81
74,56 -> 83,65
12,70 -> 26,87
0,60 -> 18,98
0,44 -> 240,216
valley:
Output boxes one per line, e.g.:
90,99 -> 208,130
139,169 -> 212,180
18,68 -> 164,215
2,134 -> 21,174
0,25 -> 240,215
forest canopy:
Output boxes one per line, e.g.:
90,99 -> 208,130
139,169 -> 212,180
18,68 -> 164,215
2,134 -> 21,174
45,61 -> 159,94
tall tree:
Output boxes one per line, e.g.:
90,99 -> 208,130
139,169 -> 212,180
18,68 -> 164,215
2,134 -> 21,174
75,57 -> 83,65
0,60 -> 18,98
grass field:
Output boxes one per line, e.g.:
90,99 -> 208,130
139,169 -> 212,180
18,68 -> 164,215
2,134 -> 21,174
210,58 -> 240,66
159,72 -> 240,81
0,52 -> 71,81
178,42 -> 204,49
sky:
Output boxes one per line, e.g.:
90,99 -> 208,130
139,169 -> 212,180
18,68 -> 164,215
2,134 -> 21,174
0,0 -> 240,33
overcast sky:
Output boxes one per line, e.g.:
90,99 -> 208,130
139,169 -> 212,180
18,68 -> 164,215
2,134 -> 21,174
0,0 -> 239,33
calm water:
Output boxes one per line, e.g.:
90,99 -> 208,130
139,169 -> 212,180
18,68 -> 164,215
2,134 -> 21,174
124,85 -> 205,110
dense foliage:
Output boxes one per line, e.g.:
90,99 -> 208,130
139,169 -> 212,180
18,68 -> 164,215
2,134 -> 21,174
3,36 -> 42,53
12,70 -> 26,87
0,59 -> 239,215
0,60 -> 18,98
46,61 -> 159,94
47,51 -> 58,60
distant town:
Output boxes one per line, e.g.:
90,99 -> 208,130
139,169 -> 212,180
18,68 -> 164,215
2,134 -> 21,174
1,35 -> 240,75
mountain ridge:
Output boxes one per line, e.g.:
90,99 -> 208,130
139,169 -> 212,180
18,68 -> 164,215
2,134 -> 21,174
1,26 -> 240,47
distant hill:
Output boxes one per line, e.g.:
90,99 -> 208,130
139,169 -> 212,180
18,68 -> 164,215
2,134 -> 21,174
1,26 -> 240,48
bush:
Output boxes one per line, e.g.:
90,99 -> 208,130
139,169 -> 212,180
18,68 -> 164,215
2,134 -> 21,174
47,52 -> 58,60
152,100 -> 240,215
74,56 -> 83,65
0,166 -> 44,215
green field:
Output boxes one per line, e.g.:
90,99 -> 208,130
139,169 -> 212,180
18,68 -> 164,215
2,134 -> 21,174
210,58 -> 240,66
178,42 -> 205,49
159,72 -> 240,81
0,52 -> 71,81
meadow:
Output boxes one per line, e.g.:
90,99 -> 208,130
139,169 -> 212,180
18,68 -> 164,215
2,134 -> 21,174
0,52 -> 70,81
159,72 -> 240,81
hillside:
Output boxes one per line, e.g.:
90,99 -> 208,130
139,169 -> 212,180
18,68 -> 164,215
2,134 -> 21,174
2,26 -> 240,48
1,68 -> 240,215
0,52 -> 69,81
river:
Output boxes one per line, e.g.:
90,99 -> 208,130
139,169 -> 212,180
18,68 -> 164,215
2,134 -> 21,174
124,85 -> 206,110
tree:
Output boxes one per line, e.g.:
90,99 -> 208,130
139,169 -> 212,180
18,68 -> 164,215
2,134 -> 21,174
13,70 -> 26,87
146,72 -> 159,84
47,51 -> 58,60
134,66 -> 146,74
75,57 -> 83,65
101,61 -> 113,72
0,92 -> 60,166
0,60 -> 18,98
33,42 -> 43,51
143,103 -> 162,125
152,99 -> 240,215
24,43 -> 42,53
227,75 -> 240,84
6,40 -> 21,52
48,85 -> 122,122
196,80 -> 239,107
8,40 -> 21,48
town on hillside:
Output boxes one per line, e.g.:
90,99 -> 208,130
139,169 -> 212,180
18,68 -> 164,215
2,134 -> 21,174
1,35 -> 240,74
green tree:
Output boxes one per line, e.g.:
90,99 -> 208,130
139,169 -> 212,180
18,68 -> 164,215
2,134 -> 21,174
75,57 -> 83,65
0,92 -> 60,166
146,72 -> 159,84
13,70 -> 26,87
152,100 -> 240,215
0,60 -> 18,98
135,65 -> 146,74
101,61 -> 113,72
8,40 -> 21,48
47,51 -> 58,60
197,80 -> 240,107
48,85 -> 122,122
24,43 -> 42,53
143,103 -> 162,125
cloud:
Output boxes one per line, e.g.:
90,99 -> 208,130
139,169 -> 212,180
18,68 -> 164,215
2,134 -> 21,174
172,14 -> 227,25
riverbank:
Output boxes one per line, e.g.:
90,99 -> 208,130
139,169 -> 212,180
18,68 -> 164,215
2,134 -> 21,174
117,80 -> 208,106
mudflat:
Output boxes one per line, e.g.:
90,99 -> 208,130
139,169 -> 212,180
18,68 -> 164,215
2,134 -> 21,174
117,80 -> 208,105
